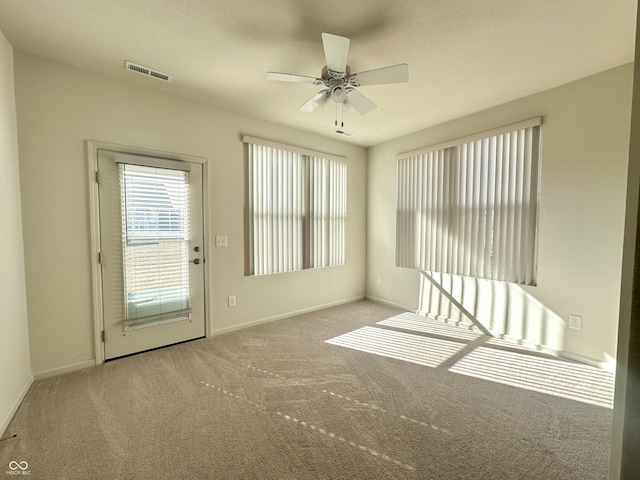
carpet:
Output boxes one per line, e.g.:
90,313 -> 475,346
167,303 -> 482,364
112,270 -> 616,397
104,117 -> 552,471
0,300 -> 614,479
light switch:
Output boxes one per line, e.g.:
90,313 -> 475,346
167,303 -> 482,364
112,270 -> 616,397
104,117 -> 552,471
215,235 -> 228,247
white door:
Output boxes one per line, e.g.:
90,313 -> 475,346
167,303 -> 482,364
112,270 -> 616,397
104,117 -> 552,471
97,150 -> 205,359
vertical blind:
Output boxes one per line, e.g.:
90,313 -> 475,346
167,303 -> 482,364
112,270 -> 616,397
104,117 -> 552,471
248,145 -> 305,274
119,163 -> 191,326
307,156 -> 347,268
245,136 -> 347,276
396,118 -> 541,285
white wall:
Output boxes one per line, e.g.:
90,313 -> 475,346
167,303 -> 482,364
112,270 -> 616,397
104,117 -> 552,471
0,30 -> 32,434
14,52 -> 367,378
367,64 -> 633,366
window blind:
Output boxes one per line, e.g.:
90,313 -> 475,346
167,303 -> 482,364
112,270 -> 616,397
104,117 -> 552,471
119,163 -> 191,326
396,118 -> 541,285
245,137 -> 347,275
248,144 -> 305,275
307,156 -> 347,268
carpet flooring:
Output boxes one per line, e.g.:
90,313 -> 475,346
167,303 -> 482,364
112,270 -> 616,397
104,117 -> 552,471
0,300 -> 614,479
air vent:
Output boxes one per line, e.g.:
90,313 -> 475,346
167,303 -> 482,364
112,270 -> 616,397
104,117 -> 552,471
333,129 -> 354,137
125,61 -> 173,83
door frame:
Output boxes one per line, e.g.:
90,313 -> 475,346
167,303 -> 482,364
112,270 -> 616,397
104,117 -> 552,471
87,140 -> 211,364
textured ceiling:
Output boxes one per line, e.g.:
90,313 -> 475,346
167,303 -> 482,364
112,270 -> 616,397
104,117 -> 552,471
0,0 -> 636,146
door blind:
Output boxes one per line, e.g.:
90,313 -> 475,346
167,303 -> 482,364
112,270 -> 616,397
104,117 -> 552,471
119,163 -> 191,327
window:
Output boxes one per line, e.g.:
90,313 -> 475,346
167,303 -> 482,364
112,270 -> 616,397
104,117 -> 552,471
244,136 -> 347,276
396,118 -> 541,286
119,162 -> 191,326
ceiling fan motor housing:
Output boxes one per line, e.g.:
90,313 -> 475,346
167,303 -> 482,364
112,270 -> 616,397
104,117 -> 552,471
322,65 -> 350,81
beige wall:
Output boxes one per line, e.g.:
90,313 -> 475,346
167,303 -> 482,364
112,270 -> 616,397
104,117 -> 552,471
10,48 -> 633,379
367,64 -> 633,366
0,30 -> 32,434
14,52 -> 367,377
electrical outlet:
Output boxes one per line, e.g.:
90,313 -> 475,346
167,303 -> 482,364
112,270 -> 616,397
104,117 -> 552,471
376,276 -> 382,285
228,295 -> 236,307
568,314 -> 582,330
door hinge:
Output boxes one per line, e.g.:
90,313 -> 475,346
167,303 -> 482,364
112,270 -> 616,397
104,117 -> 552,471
95,171 -> 100,184
101,330 -> 105,342
98,252 -> 103,264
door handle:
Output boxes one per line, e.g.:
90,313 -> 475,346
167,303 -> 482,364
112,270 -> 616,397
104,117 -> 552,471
190,258 -> 201,265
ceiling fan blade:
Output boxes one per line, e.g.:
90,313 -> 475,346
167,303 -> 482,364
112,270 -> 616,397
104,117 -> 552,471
315,90 -> 331,110
345,89 -> 377,115
351,63 -> 409,86
322,33 -> 350,73
297,91 -> 329,112
267,72 -> 321,84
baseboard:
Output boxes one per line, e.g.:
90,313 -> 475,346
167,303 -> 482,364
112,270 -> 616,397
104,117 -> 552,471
32,300 -> 369,376
1,373 -> 33,437
33,359 -> 96,381
210,296 -> 366,337
416,310 -> 614,370
366,295 -> 414,312
560,350 -> 616,372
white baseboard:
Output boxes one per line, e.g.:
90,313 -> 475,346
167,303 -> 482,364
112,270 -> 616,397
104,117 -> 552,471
32,299 -> 369,377
209,296 -> 366,337
33,359 -> 96,381
560,350 -> 616,372
1,373 -> 33,438
365,295 -> 414,312
417,310 -> 614,371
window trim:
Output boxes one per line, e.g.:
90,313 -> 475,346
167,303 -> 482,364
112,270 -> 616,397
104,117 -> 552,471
396,117 -> 541,160
242,135 -> 346,163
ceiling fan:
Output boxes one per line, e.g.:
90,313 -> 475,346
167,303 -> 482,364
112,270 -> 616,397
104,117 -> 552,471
267,33 -> 409,118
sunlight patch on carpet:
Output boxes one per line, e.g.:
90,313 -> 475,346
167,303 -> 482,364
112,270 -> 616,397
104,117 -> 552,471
377,313 -> 483,341
198,380 -> 415,472
448,347 -> 615,408
276,411 -> 415,472
325,314 -> 615,409
321,389 -> 451,435
321,389 -> 387,412
325,326 -> 465,367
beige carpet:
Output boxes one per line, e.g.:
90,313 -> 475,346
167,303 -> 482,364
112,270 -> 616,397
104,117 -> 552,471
0,300 -> 614,479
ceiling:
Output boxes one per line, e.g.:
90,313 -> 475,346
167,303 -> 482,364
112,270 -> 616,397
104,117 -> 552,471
0,0 -> 636,147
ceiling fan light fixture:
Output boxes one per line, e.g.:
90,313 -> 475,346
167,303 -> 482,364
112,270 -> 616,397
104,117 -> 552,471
330,85 -> 347,103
